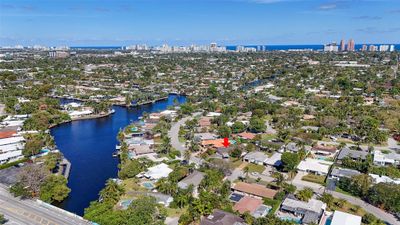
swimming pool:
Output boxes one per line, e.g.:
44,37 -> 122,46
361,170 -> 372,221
120,199 -> 133,209
325,217 -> 332,225
142,181 -> 155,189
279,216 -> 302,224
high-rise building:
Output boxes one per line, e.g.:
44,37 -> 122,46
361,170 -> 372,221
324,42 -> 339,52
340,39 -> 346,51
379,45 -> 389,52
361,44 -> 368,51
389,45 -> 395,52
368,45 -> 377,52
347,39 -> 355,51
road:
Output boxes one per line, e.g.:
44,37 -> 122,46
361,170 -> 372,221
168,113 -> 202,164
0,186 -> 90,225
291,173 -> 399,225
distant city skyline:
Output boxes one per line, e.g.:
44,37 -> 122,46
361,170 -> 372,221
1,0 -> 400,46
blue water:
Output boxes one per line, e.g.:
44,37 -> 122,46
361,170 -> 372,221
70,44 -> 399,51
50,94 -> 186,216
227,44 -> 400,51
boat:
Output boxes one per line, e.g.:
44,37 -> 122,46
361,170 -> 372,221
115,145 -> 121,150
112,151 -> 119,157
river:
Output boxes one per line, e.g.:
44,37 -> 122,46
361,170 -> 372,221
50,94 -> 186,216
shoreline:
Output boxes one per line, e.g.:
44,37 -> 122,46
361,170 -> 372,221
52,92 -> 188,108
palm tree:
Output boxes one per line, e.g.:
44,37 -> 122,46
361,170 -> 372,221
184,150 -> 191,162
272,172 -> 284,187
243,166 -> 250,180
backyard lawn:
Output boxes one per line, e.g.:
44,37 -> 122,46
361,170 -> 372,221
301,173 -> 326,185
246,163 -> 266,173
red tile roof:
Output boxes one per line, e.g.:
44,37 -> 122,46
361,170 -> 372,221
237,132 -> 256,140
201,139 -> 226,148
233,196 -> 263,214
0,131 -> 17,139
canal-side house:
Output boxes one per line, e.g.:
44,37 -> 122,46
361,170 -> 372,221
0,135 -> 25,164
140,163 -> 173,180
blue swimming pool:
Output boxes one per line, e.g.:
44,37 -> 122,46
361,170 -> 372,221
279,216 -> 302,224
142,182 -> 155,189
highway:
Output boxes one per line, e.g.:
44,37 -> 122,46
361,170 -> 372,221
0,186 -> 91,225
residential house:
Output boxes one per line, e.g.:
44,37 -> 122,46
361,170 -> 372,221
235,132 -> 257,140
243,151 -> 268,165
297,158 -> 333,175
233,196 -> 263,214
141,163 -> 172,180
337,147 -> 368,162
194,133 -> 218,142
280,197 -> 326,224
128,145 -> 154,156
330,211 -> 361,225
369,174 -> 400,185
312,145 -> 337,156
232,182 -> 277,199
373,149 -> 400,166
264,152 -> 282,167
177,171 -> 204,197
330,168 -> 360,180
200,209 -> 246,225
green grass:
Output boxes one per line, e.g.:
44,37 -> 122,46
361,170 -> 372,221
301,173 -> 326,185
166,207 -> 186,217
263,198 -> 282,214
246,163 -> 266,173
0,158 -> 28,170
261,133 -> 277,141
334,187 -> 355,197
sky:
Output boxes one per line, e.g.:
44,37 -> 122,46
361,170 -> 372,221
0,0 -> 400,46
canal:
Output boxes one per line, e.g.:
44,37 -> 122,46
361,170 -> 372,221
50,94 -> 186,216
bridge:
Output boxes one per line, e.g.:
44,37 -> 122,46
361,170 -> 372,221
0,185 -> 91,225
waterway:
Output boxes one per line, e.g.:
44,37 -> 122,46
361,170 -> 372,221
50,94 -> 186,216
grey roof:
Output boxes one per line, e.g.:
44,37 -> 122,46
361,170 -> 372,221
200,209 -> 246,225
337,147 -> 368,160
194,133 -> 218,141
177,171 -> 204,189
281,197 -> 325,215
302,211 -> 321,224
286,142 -> 299,152
331,168 -> 360,179
244,151 -> 268,162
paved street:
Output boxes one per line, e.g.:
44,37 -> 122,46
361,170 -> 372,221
0,186 -> 90,225
168,113 -> 202,164
291,172 -> 399,225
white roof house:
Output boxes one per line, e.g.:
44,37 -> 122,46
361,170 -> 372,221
0,136 -> 24,146
373,150 -> 400,166
330,211 -> 361,225
264,153 -> 282,167
0,150 -> 23,163
369,174 -> 400,185
297,158 -> 333,175
143,163 -> 173,180
243,151 -> 269,165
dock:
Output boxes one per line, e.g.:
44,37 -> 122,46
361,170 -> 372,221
60,158 -> 71,179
